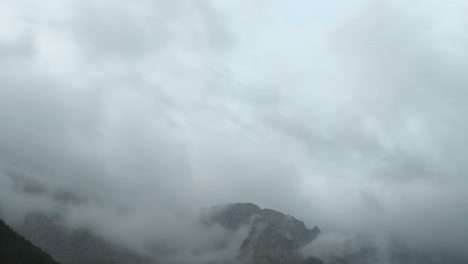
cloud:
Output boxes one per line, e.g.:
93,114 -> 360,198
1,0 -> 468,261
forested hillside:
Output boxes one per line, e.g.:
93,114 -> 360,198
0,218 -> 60,264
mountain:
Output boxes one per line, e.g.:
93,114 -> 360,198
14,213 -> 153,264
7,202 -> 462,264
203,203 -> 322,264
0,217 -> 61,264
204,203 -> 468,264
10,203 -> 324,264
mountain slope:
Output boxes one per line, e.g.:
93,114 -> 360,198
204,203 -> 322,264
0,217 -> 61,264
14,213 -> 153,264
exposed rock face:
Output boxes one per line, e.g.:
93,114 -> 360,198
204,203 -> 321,264
14,213 -> 153,264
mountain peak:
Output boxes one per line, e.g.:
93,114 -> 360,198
204,203 -> 321,264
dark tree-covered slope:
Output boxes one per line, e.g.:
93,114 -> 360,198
0,218 -> 61,264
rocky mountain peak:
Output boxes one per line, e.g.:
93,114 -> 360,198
204,203 -> 321,264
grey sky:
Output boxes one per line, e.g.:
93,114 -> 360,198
1,0 -> 468,261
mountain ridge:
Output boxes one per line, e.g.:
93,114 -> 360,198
204,203 -> 322,264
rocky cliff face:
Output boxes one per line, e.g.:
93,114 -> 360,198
204,203 -> 322,264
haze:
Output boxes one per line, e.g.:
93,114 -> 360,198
1,0 -> 467,262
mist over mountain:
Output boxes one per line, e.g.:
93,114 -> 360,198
14,213 -> 152,264
204,203 -> 321,264
3,202 -> 467,264
1,0 -> 468,263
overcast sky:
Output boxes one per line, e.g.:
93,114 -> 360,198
1,0 -> 468,261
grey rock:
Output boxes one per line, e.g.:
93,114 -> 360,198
204,203 -> 322,264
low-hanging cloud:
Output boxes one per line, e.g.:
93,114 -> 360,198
1,0 -> 468,261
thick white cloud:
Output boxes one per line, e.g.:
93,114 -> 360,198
1,0 -> 467,260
